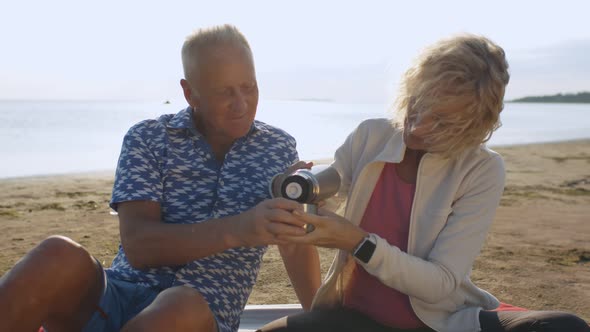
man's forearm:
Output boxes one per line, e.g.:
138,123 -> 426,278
279,244 -> 321,311
123,214 -> 248,269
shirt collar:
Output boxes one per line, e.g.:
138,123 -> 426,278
166,107 -> 194,129
166,106 -> 264,136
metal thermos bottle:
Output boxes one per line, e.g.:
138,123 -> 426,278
278,165 -> 341,232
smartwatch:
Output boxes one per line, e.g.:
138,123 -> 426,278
352,234 -> 377,264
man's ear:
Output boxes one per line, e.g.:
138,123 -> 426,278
180,79 -> 199,108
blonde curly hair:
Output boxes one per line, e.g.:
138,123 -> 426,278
392,34 -> 510,158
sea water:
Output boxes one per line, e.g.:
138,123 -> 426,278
0,100 -> 589,178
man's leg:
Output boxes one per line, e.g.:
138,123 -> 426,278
0,235 -> 103,332
121,285 -> 217,332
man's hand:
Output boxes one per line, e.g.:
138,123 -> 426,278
236,198 -> 308,247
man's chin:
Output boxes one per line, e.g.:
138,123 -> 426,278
229,127 -> 252,140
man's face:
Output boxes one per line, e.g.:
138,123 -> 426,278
184,44 -> 259,142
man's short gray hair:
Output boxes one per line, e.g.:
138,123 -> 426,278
181,24 -> 253,82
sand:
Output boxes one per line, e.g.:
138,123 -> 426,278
0,140 -> 588,321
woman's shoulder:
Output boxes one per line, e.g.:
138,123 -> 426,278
341,118 -> 403,162
473,145 -> 504,164
451,145 -> 505,177
351,118 -> 400,142
356,118 -> 397,132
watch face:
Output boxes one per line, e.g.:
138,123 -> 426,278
354,238 -> 376,263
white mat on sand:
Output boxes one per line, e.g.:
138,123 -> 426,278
238,304 -> 302,331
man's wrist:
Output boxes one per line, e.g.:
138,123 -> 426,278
222,213 -> 249,248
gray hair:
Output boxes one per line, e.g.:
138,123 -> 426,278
181,24 -> 253,82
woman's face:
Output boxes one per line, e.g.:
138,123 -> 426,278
402,105 -> 456,153
403,113 -> 432,151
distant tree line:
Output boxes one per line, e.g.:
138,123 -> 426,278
510,91 -> 590,103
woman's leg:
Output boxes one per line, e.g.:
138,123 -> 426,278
258,307 -> 434,332
480,310 -> 589,332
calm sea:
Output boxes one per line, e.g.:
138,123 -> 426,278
1,100 -> 589,179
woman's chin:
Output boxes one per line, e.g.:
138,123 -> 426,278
404,138 -> 425,151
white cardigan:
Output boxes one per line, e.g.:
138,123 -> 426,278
310,118 -> 505,332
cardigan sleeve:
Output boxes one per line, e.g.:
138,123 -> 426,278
319,125 -> 354,216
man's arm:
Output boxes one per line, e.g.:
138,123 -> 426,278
278,243 -> 321,311
118,199 -> 306,269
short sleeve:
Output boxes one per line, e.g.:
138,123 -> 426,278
110,122 -> 164,211
288,139 -> 299,166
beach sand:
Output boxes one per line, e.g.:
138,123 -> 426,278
0,140 -> 588,321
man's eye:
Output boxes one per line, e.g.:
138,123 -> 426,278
242,83 -> 256,93
217,89 -> 232,97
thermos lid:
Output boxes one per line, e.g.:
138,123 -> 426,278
285,182 -> 303,199
280,174 -> 311,203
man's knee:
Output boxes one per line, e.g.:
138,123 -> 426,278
124,286 -> 217,332
0,236 -> 102,331
159,286 -> 215,325
34,236 -> 97,277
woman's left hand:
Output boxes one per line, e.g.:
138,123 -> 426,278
277,208 -> 368,251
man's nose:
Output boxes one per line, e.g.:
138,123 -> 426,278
232,90 -> 248,112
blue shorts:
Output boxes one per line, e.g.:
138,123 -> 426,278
82,268 -> 161,332
80,264 -> 222,332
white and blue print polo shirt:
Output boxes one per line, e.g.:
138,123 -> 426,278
107,107 -> 298,332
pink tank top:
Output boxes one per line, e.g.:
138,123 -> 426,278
343,163 -> 426,329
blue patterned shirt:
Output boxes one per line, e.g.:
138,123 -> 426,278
107,107 -> 298,332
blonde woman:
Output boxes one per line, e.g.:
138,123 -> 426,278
260,35 -> 589,332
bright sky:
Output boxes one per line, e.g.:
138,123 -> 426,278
2,0 -> 589,102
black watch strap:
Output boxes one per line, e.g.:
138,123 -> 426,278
353,235 -> 376,264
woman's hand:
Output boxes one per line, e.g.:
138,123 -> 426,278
277,208 -> 368,252
287,160 -> 314,174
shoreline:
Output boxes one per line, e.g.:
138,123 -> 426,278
0,139 -> 588,321
0,170 -> 116,182
2,138 -> 589,182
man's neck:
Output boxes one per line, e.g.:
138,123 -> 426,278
192,112 -> 234,163
209,139 -> 233,163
